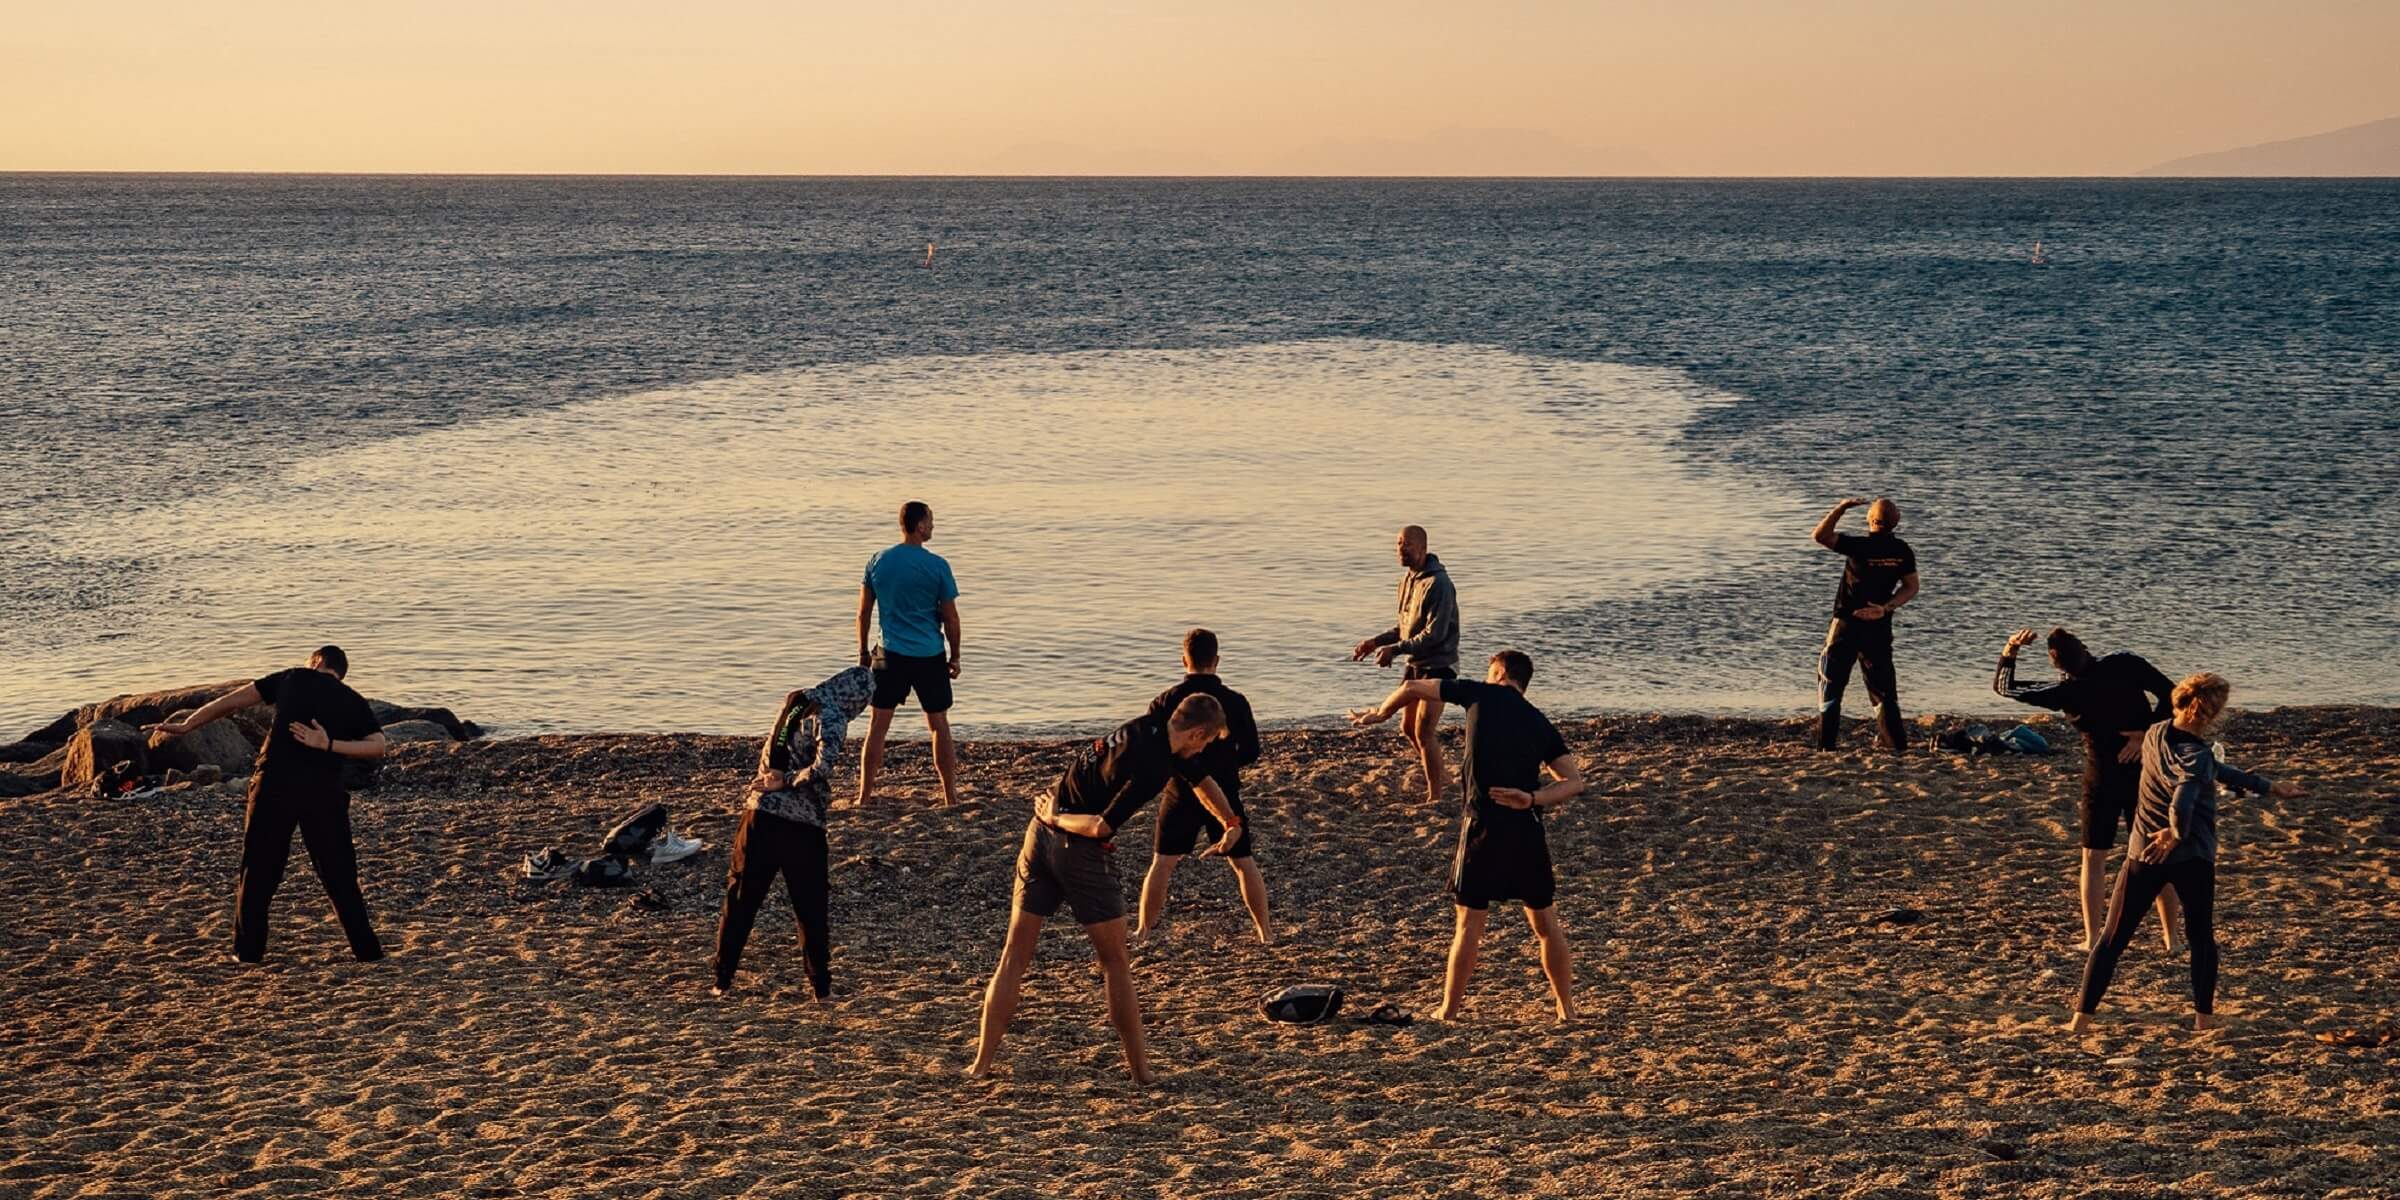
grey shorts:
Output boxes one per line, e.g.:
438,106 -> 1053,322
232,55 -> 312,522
1013,819 -> 1126,925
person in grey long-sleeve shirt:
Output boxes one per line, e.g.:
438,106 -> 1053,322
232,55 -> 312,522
2072,671 -> 2304,1034
1351,525 -> 1462,804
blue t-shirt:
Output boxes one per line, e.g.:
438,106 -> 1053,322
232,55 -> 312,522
864,543 -> 959,658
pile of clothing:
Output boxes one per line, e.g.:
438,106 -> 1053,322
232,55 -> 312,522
522,802 -> 705,887
1935,723 -> 2053,756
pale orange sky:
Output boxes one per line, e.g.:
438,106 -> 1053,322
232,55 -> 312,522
6,0 -> 2397,175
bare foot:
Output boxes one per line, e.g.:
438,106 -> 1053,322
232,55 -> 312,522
963,1058 -> 999,1079
2193,1013 -> 2220,1034
2166,936 -> 2190,956
1425,1005 -> 1462,1023
710,982 -> 730,998
1554,1008 -> 1578,1026
2067,1011 -> 2095,1034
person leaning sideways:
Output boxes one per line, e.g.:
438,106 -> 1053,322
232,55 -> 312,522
149,645 -> 389,965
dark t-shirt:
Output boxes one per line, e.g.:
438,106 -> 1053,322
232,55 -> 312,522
1145,674 -> 1261,802
1831,531 -> 1917,617
1439,680 -> 1570,829
251,668 -> 382,799
1051,715 -> 1209,833
1998,651 -> 2175,758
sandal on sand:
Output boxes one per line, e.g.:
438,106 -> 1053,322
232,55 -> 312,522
1352,1003 -> 1413,1027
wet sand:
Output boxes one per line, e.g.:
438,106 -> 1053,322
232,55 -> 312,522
2,707 -> 2394,1198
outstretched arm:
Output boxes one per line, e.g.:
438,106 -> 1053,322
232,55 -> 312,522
1349,679 -> 1444,726
146,683 -> 261,739
1812,497 -> 1866,549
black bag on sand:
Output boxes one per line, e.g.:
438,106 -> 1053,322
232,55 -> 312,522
603,803 -> 668,857
1260,984 -> 1344,1025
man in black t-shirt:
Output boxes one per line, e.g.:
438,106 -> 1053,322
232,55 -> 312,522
1135,628 -> 1274,946
1353,650 -> 1585,1023
1811,496 -> 1921,752
148,645 -> 389,964
965,693 -> 1238,1085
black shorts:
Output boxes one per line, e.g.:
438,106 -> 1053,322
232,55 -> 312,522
1013,819 -> 1125,925
1403,663 -> 1458,682
1450,812 -> 1556,910
2079,754 -> 2142,851
1154,782 -> 1253,859
871,649 -> 953,714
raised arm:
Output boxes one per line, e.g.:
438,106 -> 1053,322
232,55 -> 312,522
1812,497 -> 1866,549
1348,678 -> 1444,726
1994,629 -> 2072,709
147,683 -> 261,739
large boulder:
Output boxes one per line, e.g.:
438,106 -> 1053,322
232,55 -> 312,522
380,720 -> 454,745
61,720 -> 148,790
19,679 -> 264,746
368,702 -> 481,742
147,709 -> 257,775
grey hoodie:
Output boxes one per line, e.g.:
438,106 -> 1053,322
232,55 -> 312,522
2133,721 -> 2271,865
749,665 -> 876,828
1377,553 -> 1461,671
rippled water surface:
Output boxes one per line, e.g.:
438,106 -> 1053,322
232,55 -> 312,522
4,177 -> 2395,734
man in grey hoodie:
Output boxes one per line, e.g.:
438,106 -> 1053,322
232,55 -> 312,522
1352,525 -> 1462,805
712,664 -> 876,1001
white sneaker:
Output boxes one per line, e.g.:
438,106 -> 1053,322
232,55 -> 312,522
649,830 -> 705,864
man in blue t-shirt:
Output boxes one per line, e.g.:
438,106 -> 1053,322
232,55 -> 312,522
856,500 -> 965,805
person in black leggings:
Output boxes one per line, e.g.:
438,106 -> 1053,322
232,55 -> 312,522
2072,672 -> 2304,1033
713,666 -> 875,1001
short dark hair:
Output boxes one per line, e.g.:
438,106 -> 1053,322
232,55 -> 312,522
900,500 -> 932,532
2047,628 -> 2096,676
311,644 -> 350,679
1169,692 -> 1228,735
1183,627 -> 1219,666
1490,649 -> 1533,687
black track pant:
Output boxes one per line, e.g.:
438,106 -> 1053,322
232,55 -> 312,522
1817,617 -> 1906,751
234,784 -> 383,963
713,808 -> 831,997
2077,855 -> 2218,1015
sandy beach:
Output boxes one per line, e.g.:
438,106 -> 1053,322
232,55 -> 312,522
2,706 -> 2393,1198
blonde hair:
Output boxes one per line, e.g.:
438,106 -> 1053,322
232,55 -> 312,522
2171,672 -> 2232,729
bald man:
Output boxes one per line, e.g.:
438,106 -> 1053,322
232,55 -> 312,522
1810,497 -> 1919,752
1352,525 -> 1461,804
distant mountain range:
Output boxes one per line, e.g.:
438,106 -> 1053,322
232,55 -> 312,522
2141,115 -> 2400,177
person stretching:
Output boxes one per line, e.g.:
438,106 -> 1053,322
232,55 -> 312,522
1811,496 -> 1920,752
1353,650 -> 1584,1023
713,665 -> 875,1001
966,694 -> 1242,1084
148,645 -> 389,965
1996,627 -> 2184,953
1134,628 -> 1273,945
2071,672 -> 2304,1034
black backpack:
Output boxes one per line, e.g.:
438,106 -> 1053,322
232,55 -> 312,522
1259,983 -> 1345,1025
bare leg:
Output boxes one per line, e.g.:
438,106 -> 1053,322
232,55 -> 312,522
1432,905 -> 1488,1021
966,908 -> 1043,1077
2158,884 -> 2186,953
1408,698 -> 1448,805
925,710 -> 962,805
1527,905 -> 1575,1022
1085,918 -> 1151,1085
2077,848 -> 2108,951
1230,857 -> 1274,946
1135,854 -> 1182,938
856,706 -> 897,806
